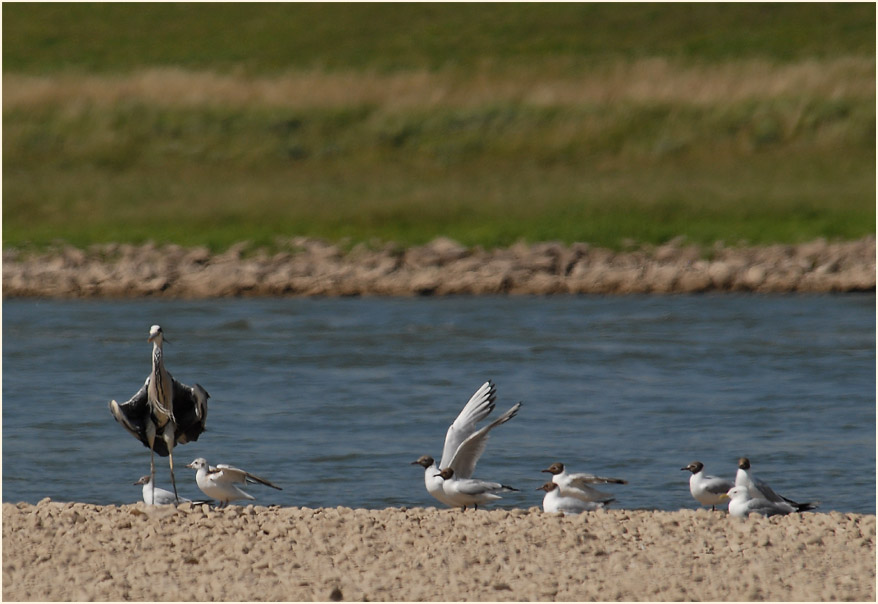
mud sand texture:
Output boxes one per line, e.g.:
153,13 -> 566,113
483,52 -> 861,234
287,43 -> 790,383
3,501 -> 875,601
3,236 -> 874,298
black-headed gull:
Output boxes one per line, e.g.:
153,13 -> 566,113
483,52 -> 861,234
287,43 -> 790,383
411,380 -> 522,507
537,482 -> 610,514
434,467 -> 517,510
734,457 -> 817,512
109,325 -> 210,504
186,458 -> 281,507
134,475 -> 190,505
725,486 -> 808,518
681,461 -> 734,511
541,462 -> 626,504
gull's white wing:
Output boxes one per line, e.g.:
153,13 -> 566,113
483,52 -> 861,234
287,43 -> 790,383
439,381 -> 497,469
701,475 -> 735,496
215,464 -> 282,490
446,402 -> 522,478
745,497 -> 794,517
454,478 -> 505,495
566,472 -> 627,488
751,476 -> 787,503
558,483 -> 615,504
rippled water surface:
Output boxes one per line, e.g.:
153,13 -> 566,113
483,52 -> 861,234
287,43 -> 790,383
3,295 -> 875,513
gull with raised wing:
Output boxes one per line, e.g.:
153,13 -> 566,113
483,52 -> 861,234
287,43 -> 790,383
537,481 -> 610,514
681,461 -> 734,511
725,486 -> 808,518
109,325 -> 209,504
435,467 -> 517,511
411,380 -> 522,507
186,458 -> 282,507
734,457 -> 817,513
542,462 -> 627,504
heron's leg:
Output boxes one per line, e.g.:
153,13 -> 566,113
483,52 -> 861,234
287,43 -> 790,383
146,422 -> 157,505
161,423 -> 178,503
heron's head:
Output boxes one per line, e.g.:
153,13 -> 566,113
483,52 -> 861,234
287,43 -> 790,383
134,475 -> 152,486
148,325 -> 166,344
186,458 -> 208,470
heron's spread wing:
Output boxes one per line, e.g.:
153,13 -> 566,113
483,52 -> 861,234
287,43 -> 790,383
171,380 -> 209,444
446,401 -> 522,478
439,381 -> 497,469
109,378 -> 152,447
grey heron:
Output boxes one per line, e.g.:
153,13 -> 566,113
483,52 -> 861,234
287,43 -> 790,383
186,457 -> 282,507
109,325 -> 209,504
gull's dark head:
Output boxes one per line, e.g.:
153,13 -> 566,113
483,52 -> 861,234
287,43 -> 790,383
681,461 -> 704,474
737,457 -> 751,470
434,468 -> 454,480
134,475 -> 152,486
536,482 -> 558,493
411,455 -> 435,469
542,462 -> 564,475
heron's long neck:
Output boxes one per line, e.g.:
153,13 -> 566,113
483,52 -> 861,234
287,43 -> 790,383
150,341 -> 173,421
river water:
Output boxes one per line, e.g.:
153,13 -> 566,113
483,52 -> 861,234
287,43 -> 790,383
3,294 -> 874,513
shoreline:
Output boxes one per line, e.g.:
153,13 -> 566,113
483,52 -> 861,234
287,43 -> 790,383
3,500 -> 874,601
3,236 -> 875,298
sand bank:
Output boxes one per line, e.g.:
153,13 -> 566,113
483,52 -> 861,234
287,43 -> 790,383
3,500 -> 874,601
3,236 -> 874,298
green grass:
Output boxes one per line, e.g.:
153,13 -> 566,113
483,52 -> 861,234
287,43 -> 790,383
3,3 -> 875,251
3,3 -> 874,73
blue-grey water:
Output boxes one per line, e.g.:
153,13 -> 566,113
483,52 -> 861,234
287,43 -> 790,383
3,295 -> 875,514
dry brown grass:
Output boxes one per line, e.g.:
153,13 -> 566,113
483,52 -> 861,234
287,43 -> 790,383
4,57 -> 873,111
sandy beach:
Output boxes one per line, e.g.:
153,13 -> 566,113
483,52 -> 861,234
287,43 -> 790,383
2,500 -> 874,601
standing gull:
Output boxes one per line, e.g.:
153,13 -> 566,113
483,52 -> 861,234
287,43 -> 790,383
542,462 -> 627,504
109,325 -> 209,504
186,458 -> 282,507
734,457 -> 817,513
411,380 -> 522,508
681,461 -> 734,511
537,481 -> 610,514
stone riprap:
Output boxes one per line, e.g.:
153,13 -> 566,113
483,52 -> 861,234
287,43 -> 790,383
3,236 -> 874,298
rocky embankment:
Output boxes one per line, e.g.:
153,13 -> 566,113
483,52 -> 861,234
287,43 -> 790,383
2,236 -> 874,298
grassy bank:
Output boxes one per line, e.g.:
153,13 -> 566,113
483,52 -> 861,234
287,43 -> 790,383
3,4 -> 875,251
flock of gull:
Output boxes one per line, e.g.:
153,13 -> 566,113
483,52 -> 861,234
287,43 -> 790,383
110,325 -> 818,518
